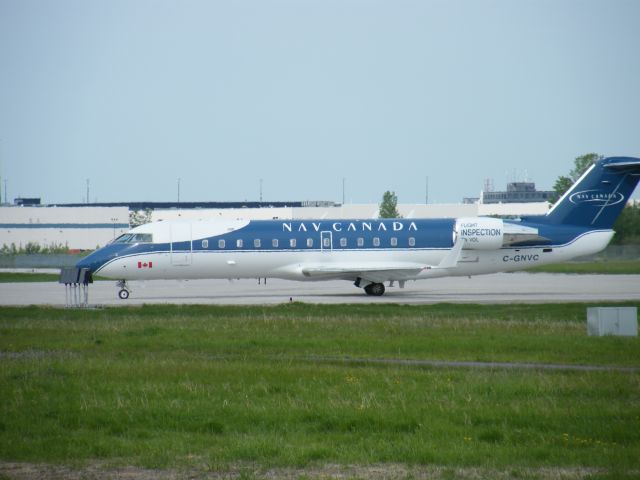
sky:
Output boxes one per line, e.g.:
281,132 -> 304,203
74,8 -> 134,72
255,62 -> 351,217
1,0 -> 639,205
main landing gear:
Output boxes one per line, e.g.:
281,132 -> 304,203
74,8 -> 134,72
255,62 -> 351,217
116,280 -> 131,300
364,282 -> 385,296
354,277 -> 386,296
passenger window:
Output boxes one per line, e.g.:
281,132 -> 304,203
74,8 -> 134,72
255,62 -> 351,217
408,237 -> 415,247
218,239 -> 225,249
373,237 -> 380,247
272,239 -> 278,248
323,237 -> 330,248
357,237 -> 364,247
202,239 -> 209,249
390,237 -> 397,247
307,238 -> 313,247
236,239 -> 243,248
290,238 -> 297,248
254,239 -> 261,248
340,238 -> 347,247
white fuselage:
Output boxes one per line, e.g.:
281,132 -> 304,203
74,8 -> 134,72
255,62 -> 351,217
96,227 -> 613,283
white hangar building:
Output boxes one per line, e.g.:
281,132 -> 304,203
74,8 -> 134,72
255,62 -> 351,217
0,206 -> 129,251
150,202 -> 550,222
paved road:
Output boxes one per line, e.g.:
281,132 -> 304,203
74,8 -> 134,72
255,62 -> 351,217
1,272 -> 639,306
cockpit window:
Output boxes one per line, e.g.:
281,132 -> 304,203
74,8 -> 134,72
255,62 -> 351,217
112,233 -> 153,244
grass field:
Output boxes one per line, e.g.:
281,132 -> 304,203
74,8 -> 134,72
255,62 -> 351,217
0,272 -> 62,282
525,260 -> 640,274
0,272 -> 109,283
1,303 -> 639,479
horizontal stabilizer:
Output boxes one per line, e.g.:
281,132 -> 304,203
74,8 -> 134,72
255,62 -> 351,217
603,160 -> 640,171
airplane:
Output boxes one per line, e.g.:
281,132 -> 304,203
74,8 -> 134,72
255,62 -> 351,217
76,156 -> 640,299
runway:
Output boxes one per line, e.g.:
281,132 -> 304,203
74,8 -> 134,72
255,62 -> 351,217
1,272 -> 639,306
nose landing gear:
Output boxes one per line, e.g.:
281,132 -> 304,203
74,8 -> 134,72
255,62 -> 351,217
116,280 -> 131,300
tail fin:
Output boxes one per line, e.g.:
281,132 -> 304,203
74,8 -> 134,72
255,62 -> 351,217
544,156 -> 640,228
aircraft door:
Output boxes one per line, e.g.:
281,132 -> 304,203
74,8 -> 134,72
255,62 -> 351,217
320,231 -> 333,252
170,223 -> 192,266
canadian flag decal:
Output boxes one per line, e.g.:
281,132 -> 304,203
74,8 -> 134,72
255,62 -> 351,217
137,261 -> 153,269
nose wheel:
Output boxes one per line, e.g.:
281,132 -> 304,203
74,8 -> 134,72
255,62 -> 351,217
116,280 -> 131,300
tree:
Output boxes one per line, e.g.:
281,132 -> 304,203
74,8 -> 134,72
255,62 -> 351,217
378,191 -> 401,218
612,204 -> 640,245
570,153 -> 602,181
129,208 -> 153,228
549,153 -> 603,203
550,176 -> 573,204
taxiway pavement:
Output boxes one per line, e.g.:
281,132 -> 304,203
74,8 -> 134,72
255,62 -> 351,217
1,272 -> 639,306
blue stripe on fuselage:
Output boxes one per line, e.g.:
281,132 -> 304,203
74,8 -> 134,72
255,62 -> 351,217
161,219 -> 455,253
186,219 -> 455,251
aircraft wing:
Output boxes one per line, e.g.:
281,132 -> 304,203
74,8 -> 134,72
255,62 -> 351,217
300,238 -> 467,283
300,262 -> 428,283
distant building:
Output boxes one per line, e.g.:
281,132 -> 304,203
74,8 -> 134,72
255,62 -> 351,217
480,182 -> 553,204
51,200 -> 337,210
0,206 -> 129,250
14,197 -> 41,206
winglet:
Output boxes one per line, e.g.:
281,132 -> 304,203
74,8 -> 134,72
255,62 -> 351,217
435,237 -> 465,269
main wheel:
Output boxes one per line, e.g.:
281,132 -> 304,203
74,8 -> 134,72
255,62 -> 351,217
364,282 -> 385,296
118,289 -> 130,300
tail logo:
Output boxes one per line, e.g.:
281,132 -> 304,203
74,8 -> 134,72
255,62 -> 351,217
569,190 -> 625,207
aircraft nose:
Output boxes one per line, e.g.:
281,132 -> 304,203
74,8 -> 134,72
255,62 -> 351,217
74,242 -> 134,276
75,255 -> 99,274
75,247 -> 117,274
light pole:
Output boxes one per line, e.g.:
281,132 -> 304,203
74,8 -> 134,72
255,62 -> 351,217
425,176 -> 429,204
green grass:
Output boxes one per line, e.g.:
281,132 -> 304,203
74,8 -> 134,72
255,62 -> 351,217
1,304 -> 639,476
0,272 -> 111,283
0,272 -> 62,282
526,260 -> 640,274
